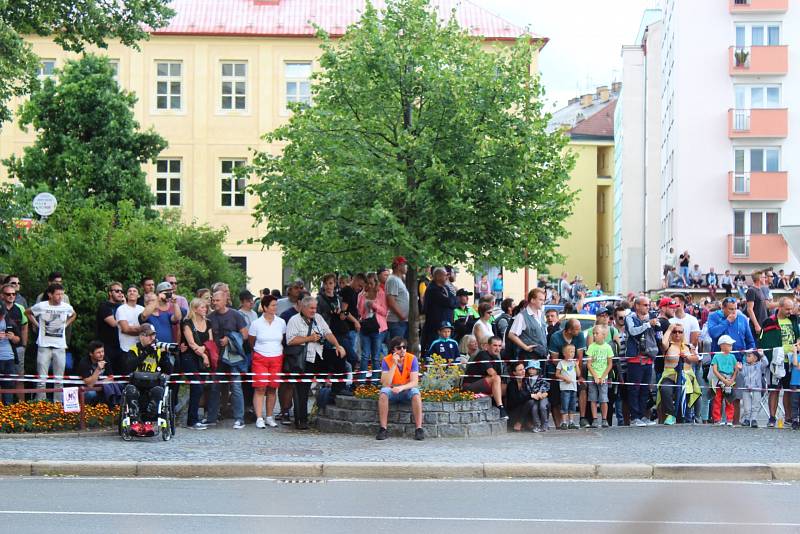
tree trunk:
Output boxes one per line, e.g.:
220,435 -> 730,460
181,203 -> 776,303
406,268 -> 420,355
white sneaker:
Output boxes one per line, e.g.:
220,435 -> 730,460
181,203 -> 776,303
725,421 -> 734,427
233,420 -> 245,430
265,416 -> 278,428
633,418 -> 647,427
255,418 -> 266,429
645,418 -> 657,426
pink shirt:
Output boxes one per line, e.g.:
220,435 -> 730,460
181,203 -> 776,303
358,287 -> 389,333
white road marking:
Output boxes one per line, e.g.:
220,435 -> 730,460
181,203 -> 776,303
0,510 -> 797,527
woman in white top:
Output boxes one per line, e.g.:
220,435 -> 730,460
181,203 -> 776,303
472,302 -> 494,345
247,295 -> 286,428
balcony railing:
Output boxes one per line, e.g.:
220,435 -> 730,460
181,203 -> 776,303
729,46 -> 789,75
729,0 -> 788,13
728,108 -> 788,138
728,171 -> 788,200
728,233 -> 788,263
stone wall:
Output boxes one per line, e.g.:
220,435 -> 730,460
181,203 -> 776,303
317,396 -> 507,438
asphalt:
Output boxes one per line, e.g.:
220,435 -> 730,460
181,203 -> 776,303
1,477 -> 798,534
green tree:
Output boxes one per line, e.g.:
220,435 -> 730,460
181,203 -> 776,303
4,54 -> 167,208
0,0 -> 174,123
1,200 -> 247,357
248,0 -> 574,348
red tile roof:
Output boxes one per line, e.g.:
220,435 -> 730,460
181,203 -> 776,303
569,99 -> 617,140
151,0 -> 542,42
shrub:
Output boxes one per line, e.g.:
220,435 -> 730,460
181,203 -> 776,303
0,401 -> 118,433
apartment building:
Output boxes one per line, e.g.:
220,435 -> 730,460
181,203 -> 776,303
0,0 -> 542,295
615,0 -> 798,293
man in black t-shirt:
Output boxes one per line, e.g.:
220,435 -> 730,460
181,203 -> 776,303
79,341 -> 116,405
462,336 -> 508,419
338,274 -> 365,375
317,273 -> 357,396
746,271 -> 769,337
95,282 -> 124,370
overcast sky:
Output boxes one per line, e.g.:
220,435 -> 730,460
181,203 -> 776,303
469,0 -> 658,110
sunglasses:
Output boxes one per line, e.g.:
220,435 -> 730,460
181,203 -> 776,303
394,345 -> 407,350
723,297 -> 737,304
3,292 -> 15,296
672,330 -> 684,334
111,289 -> 123,293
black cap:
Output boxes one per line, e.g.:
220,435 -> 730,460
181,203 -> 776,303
456,289 -> 473,297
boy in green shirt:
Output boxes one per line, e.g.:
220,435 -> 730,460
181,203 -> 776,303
711,335 -> 739,426
586,324 -> 613,428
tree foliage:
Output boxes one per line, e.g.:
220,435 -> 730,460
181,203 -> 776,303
3,54 -> 167,208
0,200 -> 247,356
249,0 -> 574,278
0,0 -> 174,123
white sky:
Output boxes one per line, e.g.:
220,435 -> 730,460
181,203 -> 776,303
469,0 -> 657,110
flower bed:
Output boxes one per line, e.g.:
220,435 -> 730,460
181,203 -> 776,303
354,385 -> 476,402
0,401 -> 118,433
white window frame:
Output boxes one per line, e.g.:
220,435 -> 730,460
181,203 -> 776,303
155,61 -> 183,111
155,158 -> 182,207
285,62 -> 312,110
220,61 -> 247,111
37,60 -> 56,81
734,84 -> 781,109
735,23 -> 781,47
733,209 -> 780,235
220,159 -> 247,208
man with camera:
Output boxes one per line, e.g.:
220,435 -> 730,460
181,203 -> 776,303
624,296 -> 663,427
140,282 -> 184,346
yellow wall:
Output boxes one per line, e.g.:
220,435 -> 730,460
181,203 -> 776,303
0,34 -> 540,295
546,140 -> 614,292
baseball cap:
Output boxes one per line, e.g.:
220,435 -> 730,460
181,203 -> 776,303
439,320 -> 454,330
657,297 -> 679,308
392,256 -> 408,267
718,335 -> 736,347
156,281 -> 172,293
139,324 -> 156,336
456,289 -> 473,297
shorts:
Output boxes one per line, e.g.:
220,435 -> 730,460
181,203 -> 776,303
251,352 -> 284,389
380,387 -> 420,403
767,362 -> 793,390
560,390 -> 577,413
463,378 -> 493,395
588,381 -> 609,403
578,363 -> 588,392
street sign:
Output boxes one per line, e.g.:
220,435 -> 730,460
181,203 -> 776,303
32,192 -> 57,217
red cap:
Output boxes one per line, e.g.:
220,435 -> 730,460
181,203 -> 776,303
657,297 -> 679,308
392,256 -> 408,267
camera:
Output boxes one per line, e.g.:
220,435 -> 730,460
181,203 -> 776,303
155,341 -> 179,354
648,311 -> 658,320
5,326 -> 13,334
164,292 -> 173,299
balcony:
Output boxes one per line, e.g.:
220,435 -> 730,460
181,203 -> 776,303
728,108 -> 788,138
729,0 -> 788,13
729,46 -> 788,75
728,234 -> 788,264
728,171 -> 788,201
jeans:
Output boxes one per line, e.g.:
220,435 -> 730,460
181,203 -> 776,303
626,362 -> 652,421
387,321 -> 409,342
679,266 -> 689,282
0,359 -> 15,404
36,346 -> 66,401
342,330 -> 359,368
180,353 -> 204,426
531,398 -> 549,428
359,331 -> 385,383
793,386 -> 800,421
560,390 -> 577,413
207,359 -> 247,423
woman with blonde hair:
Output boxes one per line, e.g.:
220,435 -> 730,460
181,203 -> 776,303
181,298 -> 213,430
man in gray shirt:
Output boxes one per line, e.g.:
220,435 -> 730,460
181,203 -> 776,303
385,256 -> 410,340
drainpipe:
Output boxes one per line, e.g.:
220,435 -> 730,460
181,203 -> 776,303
641,31 -> 649,293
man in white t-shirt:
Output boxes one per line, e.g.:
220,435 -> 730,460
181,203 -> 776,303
26,283 -> 76,400
116,285 -> 145,355
669,293 -> 700,347
385,257 -> 410,340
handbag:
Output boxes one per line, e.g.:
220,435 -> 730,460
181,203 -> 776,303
283,319 -> 314,373
360,314 -> 379,335
203,340 -> 220,371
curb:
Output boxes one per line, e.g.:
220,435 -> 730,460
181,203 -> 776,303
0,430 -> 116,440
1,461 -> 799,480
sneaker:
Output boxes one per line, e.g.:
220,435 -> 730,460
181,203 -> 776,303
559,422 -> 568,430
498,406 -> 509,420
579,417 -> 589,428
715,420 -> 725,426
792,420 -> 800,431
664,415 -> 676,426
742,419 -> 750,428
590,419 -> 601,429
255,418 -> 266,429
265,416 -> 278,428
768,416 -> 777,428
568,421 -> 578,430
726,421 -> 734,427
280,413 -> 292,426
601,420 -> 609,428
296,421 -> 309,430
751,420 -> 759,429
414,428 -> 425,441
532,427 -> 542,433
233,420 -> 245,430
188,422 -> 207,430
645,418 -> 657,426
200,419 -> 217,427
376,427 -> 389,440
633,418 -> 647,427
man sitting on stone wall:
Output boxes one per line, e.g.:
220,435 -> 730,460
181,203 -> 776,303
376,336 -> 424,441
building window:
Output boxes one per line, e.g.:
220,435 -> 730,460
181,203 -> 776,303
285,62 -> 312,107
229,256 -> 248,274
221,62 -> 247,110
109,60 -> 120,83
37,60 -> 56,80
155,159 -> 182,207
156,61 -> 182,110
220,159 -> 246,207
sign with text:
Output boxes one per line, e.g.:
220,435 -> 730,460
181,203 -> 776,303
62,387 -> 81,413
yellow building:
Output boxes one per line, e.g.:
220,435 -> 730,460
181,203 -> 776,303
546,85 -> 619,292
0,0 -> 544,298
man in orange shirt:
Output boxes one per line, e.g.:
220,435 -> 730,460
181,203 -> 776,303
377,336 -> 424,441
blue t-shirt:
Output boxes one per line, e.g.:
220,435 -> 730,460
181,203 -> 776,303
711,352 -> 737,376
791,353 -> 800,387
0,318 -> 13,361
147,310 -> 176,344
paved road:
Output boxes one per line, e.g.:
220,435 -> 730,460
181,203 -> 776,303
2,424 -> 799,464
0,477 -> 797,533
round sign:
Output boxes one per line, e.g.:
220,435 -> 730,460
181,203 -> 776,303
32,192 -> 58,217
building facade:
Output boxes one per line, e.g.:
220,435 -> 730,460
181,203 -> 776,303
0,0 -> 543,296
615,1 -> 798,294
